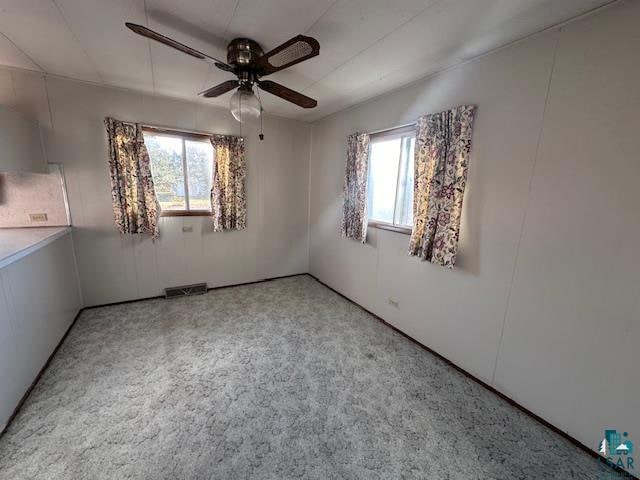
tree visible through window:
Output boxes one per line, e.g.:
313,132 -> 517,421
367,126 -> 416,229
143,131 -> 214,215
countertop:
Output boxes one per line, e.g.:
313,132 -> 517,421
0,227 -> 72,269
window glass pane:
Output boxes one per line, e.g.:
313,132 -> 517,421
145,134 -> 185,211
394,136 -> 415,227
185,140 -> 213,211
367,137 -> 401,224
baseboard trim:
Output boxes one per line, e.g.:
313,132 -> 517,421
81,273 -> 309,310
306,273 -> 638,480
207,273 -> 309,293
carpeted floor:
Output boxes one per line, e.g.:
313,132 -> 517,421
0,276 -> 609,479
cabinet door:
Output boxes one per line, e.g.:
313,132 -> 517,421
0,233 -> 82,428
0,273 -> 19,427
0,104 -> 46,173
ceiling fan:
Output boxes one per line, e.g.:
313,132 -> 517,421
125,23 -> 320,123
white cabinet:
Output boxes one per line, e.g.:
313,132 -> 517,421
0,104 -> 46,173
0,230 -> 82,429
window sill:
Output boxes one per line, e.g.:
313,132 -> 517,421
160,211 -> 212,217
368,221 -> 412,235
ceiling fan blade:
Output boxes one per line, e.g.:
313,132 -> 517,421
125,23 -> 233,73
256,35 -> 320,76
199,80 -> 240,98
258,80 -> 317,108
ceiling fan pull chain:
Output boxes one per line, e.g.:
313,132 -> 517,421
257,89 -> 265,141
239,92 -> 243,137
259,107 -> 264,141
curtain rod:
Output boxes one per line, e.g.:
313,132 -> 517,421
366,121 -> 416,136
117,119 -> 242,140
141,124 -> 213,140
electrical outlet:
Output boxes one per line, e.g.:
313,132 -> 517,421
388,298 -> 399,308
29,213 -> 48,222
182,225 -> 193,233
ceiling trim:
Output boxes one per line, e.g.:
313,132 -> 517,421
302,0 -> 340,35
221,0 -> 241,42
51,0 -> 104,84
142,0 -> 157,96
0,32 -> 45,72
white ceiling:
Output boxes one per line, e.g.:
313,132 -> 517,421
0,0 -> 614,122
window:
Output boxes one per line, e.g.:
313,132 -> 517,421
367,126 -> 416,231
143,130 -> 214,216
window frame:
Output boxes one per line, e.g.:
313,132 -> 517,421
366,124 -> 416,236
142,126 -> 214,217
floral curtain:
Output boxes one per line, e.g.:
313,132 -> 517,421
408,105 -> 477,267
341,133 -> 371,243
104,117 -> 159,238
210,135 -> 246,232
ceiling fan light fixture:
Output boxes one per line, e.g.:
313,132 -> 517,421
230,87 -> 261,123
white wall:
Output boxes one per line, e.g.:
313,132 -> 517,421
309,0 -> 639,463
0,71 -> 310,306
0,104 -> 46,173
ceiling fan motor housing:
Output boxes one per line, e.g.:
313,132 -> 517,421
227,38 -> 264,70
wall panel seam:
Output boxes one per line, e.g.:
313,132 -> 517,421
306,126 -> 313,271
490,28 -> 562,386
